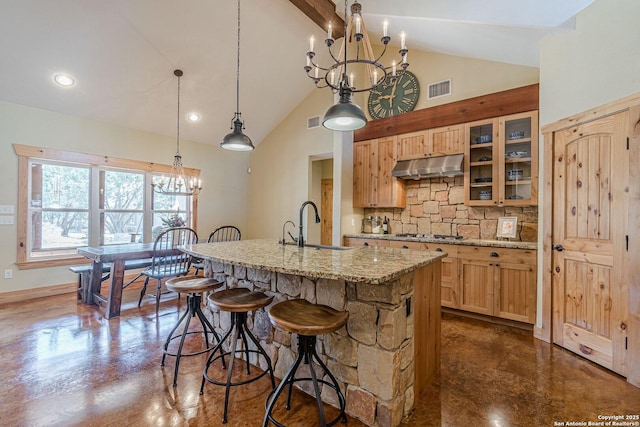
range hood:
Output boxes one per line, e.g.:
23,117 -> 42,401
391,154 -> 464,180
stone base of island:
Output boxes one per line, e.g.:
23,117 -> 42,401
180,239 -> 445,427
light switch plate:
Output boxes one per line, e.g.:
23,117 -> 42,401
0,205 -> 14,214
0,216 -> 14,225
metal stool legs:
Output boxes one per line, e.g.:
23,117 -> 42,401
161,293 -> 223,387
201,311 -> 276,424
263,335 -> 346,427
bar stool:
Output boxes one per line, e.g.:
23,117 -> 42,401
263,299 -> 349,427
162,276 -> 224,387
200,288 -> 276,424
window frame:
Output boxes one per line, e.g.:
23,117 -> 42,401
14,144 -> 200,269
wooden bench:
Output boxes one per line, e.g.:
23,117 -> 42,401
70,259 -> 152,303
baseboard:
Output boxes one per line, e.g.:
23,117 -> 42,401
442,307 -> 534,332
0,282 -> 76,305
0,272 -> 146,306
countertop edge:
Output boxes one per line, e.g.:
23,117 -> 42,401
180,243 -> 447,285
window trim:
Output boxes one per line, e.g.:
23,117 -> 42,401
14,144 -> 200,269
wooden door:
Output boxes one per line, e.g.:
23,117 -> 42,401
429,124 -> 464,156
552,112 -> 628,375
397,131 -> 427,160
459,258 -> 494,316
321,179 -> 333,245
353,140 -> 376,207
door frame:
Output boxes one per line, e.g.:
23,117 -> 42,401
540,92 -> 640,387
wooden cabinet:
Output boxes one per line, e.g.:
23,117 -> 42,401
344,237 -> 537,324
465,111 -> 538,206
457,246 -> 536,323
353,137 -> 406,208
396,125 -> 464,160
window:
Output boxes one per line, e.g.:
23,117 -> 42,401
15,144 -> 200,268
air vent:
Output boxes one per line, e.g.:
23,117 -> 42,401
427,79 -> 452,100
307,115 -> 321,129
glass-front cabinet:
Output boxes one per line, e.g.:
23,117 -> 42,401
465,111 -> 538,206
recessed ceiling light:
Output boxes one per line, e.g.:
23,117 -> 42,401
53,74 -> 75,87
187,112 -> 201,122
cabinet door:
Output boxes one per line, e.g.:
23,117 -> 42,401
459,258 -> 494,315
376,136 -> 405,208
499,111 -> 539,206
397,131 -> 427,160
429,124 -> 464,156
440,257 -> 459,308
353,140 -> 376,208
465,119 -> 499,206
495,261 -> 536,324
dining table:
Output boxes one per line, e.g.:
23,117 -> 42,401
77,243 -> 180,319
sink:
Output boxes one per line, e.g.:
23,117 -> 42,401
283,242 -> 353,251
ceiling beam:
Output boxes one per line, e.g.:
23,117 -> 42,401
289,0 -> 345,40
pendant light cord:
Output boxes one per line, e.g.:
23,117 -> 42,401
176,72 -> 181,155
235,0 -> 241,115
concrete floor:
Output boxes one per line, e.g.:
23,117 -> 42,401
1,287 -> 638,426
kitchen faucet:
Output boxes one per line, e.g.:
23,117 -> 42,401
280,220 -> 296,245
298,201 -> 321,247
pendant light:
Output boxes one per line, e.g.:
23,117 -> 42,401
151,69 -> 202,196
303,0 -> 409,131
220,0 -> 254,151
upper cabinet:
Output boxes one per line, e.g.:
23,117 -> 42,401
396,124 -> 464,161
465,111 -> 538,206
353,136 -> 406,208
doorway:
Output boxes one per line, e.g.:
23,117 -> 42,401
309,157 -> 334,245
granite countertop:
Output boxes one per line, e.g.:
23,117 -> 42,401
343,234 -> 538,250
180,239 -> 446,284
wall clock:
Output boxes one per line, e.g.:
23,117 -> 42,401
367,70 -> 420,120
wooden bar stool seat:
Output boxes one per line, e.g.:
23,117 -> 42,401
263,299 -> 348,427
201,288 -> 276,424
161,276 -> 224,387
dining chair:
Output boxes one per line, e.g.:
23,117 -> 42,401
138,227 -> 198,314
192,226 -> 241,276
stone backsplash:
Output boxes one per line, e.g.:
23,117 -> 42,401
365,177 -> 538,242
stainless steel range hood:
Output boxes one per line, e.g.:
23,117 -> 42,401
391,154 -> 464,180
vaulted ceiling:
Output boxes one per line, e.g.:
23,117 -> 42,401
0,0 -> 595,147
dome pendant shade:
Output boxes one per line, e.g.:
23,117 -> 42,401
322,89 -> 368,131
221,118 -> 255,151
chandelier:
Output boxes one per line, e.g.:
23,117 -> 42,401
220,0 -> 255,151
304,0 -> 408,131
151,69 -> 202,196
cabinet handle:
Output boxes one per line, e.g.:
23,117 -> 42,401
490,252 -> 499,257
496,264 -> 500,267
401,245 -> 408,249
363,242 -> 369,247
435,248 -> 443,252
489,263 -> 493,266
552,244 -> 564,252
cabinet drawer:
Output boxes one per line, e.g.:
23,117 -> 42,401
387,240 -> 459,256
343,237 -> 390,247
457,246 -> 535,264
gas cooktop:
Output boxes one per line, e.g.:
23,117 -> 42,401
395,233 -> 464,240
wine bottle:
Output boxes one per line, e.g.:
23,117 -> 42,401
382,216 -> 388,234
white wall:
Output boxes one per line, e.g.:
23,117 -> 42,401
0,100 -> 249,293
536,0 -> 640,329
539,0 -> 640,126
248,49 -> 539,242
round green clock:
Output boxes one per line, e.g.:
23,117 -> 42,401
367,70 -> 420,119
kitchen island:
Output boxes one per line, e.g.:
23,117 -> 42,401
180,239 -> 445,427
